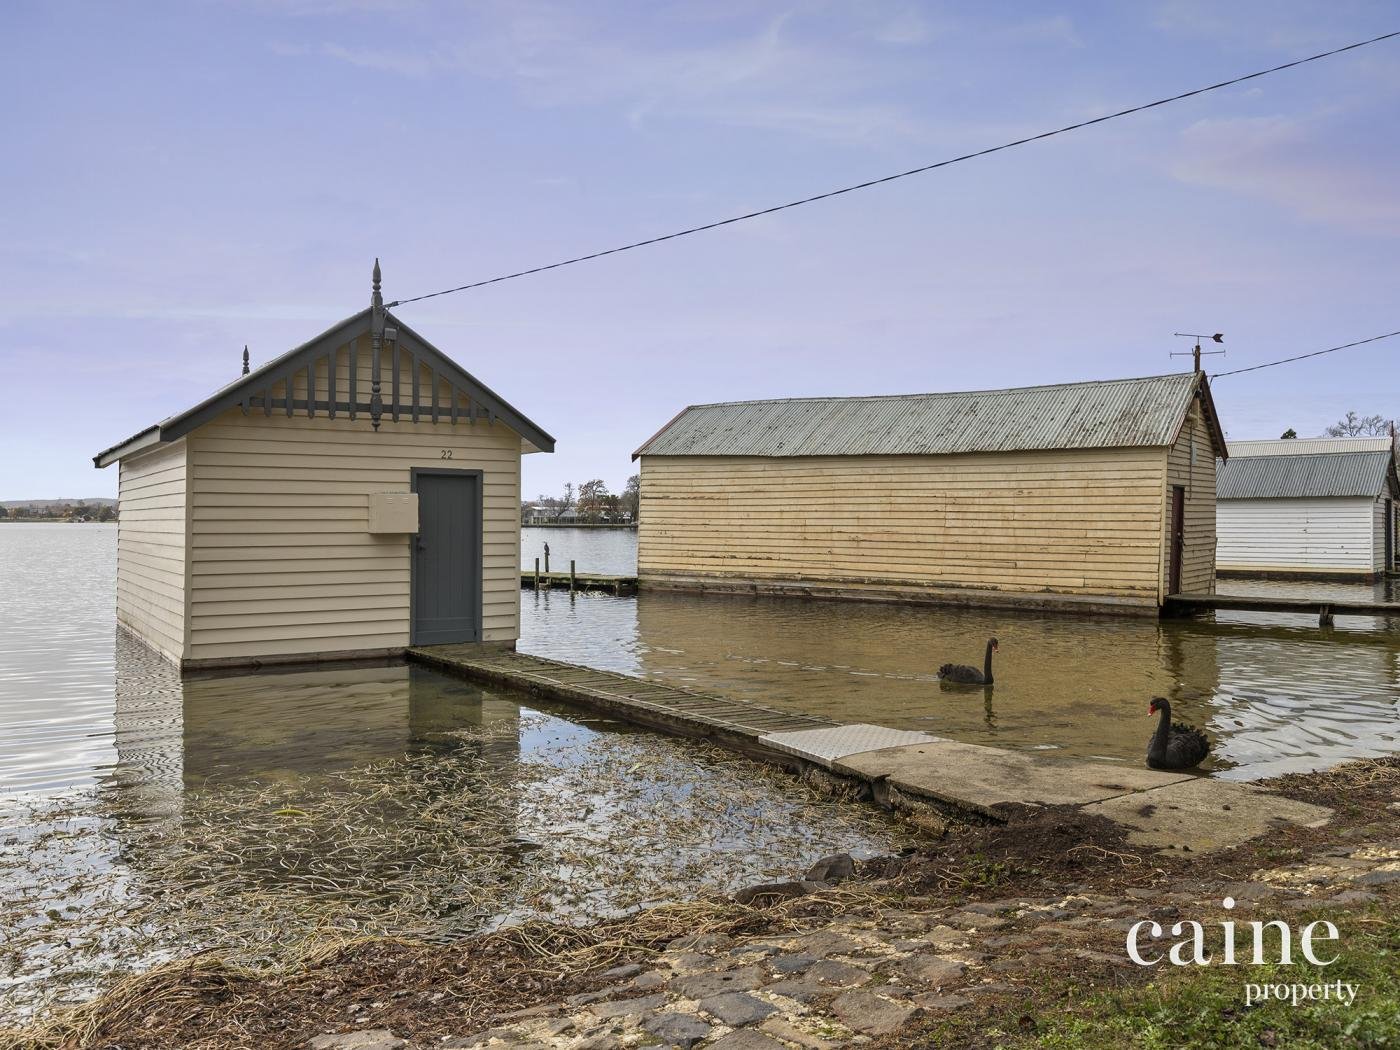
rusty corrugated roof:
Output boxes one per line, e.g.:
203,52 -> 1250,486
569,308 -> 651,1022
1218,451 -> 1394,500
634,373 -> 1204,458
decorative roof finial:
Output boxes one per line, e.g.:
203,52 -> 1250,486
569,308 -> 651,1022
241,345 -> 250,376
370,258 -> 385,431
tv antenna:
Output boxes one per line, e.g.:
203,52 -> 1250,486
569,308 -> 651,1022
1172,332 -> 1224,373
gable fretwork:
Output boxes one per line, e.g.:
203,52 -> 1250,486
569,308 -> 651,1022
95,306 -> 555,467
239,328 -> 504,429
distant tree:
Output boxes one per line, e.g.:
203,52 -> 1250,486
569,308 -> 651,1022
577,479 -> 610,522
1324,412 -> 1391,438
553,482 -> 575,522
621,474 -> 640,522
98,505 -> 115,522
0,505 -> 7,519
1280,428 -> 1297,439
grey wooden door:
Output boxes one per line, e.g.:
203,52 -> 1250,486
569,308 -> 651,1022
1168,486 -> 1185,594
411,470 -> 483,645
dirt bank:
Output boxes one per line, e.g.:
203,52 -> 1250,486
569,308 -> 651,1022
5,758 -> 1396,1050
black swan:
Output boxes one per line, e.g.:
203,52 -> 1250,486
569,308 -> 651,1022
939,638 -> 998,685
1146,697 -> 1210,770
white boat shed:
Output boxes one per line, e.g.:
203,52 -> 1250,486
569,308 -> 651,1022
1216,438 -> 1399,580
94,266 -> 555,669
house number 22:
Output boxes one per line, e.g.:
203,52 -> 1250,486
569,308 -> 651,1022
440,450 -> 453,460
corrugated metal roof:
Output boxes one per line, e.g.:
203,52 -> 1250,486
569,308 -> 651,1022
634,373 -> 1203,458
1217,451 -> 1393,500
1227,437 -> 1393,457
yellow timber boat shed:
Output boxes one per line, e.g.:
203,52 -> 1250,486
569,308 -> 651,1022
633,372 -> 1226,615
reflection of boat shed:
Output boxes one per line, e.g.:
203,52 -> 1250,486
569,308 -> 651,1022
94,266 -> 554,669
1216,438 -> 1399,580
633,372 -> 1225,614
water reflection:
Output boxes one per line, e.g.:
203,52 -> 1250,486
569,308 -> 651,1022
107,639 -> 537,834
519,587 -> 1400,781
3,565 -> 908,1021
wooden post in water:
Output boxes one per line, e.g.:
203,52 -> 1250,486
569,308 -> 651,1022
569,559 -> 576,594
544,543 -> 550,574
534,558 -> 541,590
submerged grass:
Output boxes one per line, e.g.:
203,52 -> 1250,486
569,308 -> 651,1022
5,885 -> 897,1049
0,714 -> 918,1026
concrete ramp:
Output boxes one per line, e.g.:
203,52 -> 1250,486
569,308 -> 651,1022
759,724 -> 942,769
410,646 -> 1334,855
833,740 -> 1192,815
1081,777 -> 1333,852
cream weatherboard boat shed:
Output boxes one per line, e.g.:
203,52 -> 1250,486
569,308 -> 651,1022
633,372 -> 1226,614
95,267 -> 554,669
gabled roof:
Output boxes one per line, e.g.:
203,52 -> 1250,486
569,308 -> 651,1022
95,308 -> 555,466
1218,449 -> 1398,500
633,372 -> 1224,460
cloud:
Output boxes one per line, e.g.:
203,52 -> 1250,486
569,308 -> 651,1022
283,2 -> 931,146
320,42 -> 438,76
238,0 -> 423,15
1002,14 -> 1083,48
867,9 -> 936,46
1173,114 -> 1400,235
1150,0 -> 1348,51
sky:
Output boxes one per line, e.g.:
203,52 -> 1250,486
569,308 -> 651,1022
3,0 -> 1399,502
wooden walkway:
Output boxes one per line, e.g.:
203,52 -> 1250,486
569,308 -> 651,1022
519,571 -> 637,595
407,645 -> 835,753
406,645 -> 1337,852
1166,592 -> 1400,627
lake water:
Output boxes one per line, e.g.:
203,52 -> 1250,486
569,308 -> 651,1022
517,527 -> 1399,782
3,523 -> 1399,1022
520,526 -> 637,575
0,524 -> 911,1022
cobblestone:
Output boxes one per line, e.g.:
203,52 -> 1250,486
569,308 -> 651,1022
318,833 -> 1398,1050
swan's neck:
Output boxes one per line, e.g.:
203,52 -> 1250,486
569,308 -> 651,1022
983,642 -> 994,685
1149,702 -> 1172,755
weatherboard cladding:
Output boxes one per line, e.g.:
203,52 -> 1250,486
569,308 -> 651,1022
1217,452 -> 1392,500
633,373 -> 1201,458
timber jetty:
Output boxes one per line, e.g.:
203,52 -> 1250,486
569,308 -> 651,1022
1165,591 -> 1400,627
520,569 -> 637,595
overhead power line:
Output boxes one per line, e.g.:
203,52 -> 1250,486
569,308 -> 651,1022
387,29 -> 1400,308
1211,330 -> 1400,379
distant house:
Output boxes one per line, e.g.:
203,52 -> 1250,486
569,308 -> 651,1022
1216,438 -> 1398,579
94,267 -> 554,669
633,372 -> 1226,614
